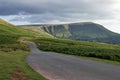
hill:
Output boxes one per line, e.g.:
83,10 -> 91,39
1,19 -> 120,80
21,22 -> 120,44
0,19 -> 47,80
0,18 -> 51,44
0,18 -> 13,26
0,18 -> 52,39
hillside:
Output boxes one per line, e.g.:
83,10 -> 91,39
0,19 -> 47,80
1,19 -> 120,80
21,22 -> 120,44
0,19 -> 13,26
0,18 -> 52,38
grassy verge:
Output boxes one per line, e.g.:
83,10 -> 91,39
33,37 -> 120,62
0,34 -> 46,80
0,50 -> 46,80
77,56 -> 120,66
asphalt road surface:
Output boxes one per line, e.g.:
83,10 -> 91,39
26,42 -> 120,80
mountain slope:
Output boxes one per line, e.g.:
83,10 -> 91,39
0,18 -> 53,44
21,22 -> 120,44
0,18 -> 52,38
0,19 -> 13,26
0,19 -> 47,80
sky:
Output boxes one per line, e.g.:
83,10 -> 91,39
0,0 -> 120,33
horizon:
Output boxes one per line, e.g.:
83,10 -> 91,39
0,0 -> 120,33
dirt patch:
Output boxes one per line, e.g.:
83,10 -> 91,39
11,68 -> 37,80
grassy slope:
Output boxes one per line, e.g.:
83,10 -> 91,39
0,51 -> 46,80
0,19 -> 13,26
0,19 -> 47,80
0,24 -> 51,37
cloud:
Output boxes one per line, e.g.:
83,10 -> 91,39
0,0 -> 115,16
0,0 -> 120,33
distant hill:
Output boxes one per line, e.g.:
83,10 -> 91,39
21,22 -> 120,44
0,19 -> 13,26
0,18 -> 52,37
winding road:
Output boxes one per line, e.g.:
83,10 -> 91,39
26,42 -> 120,80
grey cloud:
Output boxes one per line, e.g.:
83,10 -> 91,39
0,0 -> 117,24
0,0 -> 113,15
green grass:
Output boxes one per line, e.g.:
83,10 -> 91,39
0,35 -> 19,44
33,37 -> 120,62
0,40 -> 47,79
0,19 -> 13,26
78,56 -> 120,66
0,50 -> 46,80
0,36 -> 46,80
0,20 -> 49,80
0,24 -> 52,38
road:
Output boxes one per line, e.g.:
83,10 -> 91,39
26,42 -> 120,80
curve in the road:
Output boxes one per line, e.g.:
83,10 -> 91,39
26,42 -> 120,80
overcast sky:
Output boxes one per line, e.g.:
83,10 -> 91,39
0,0 -> 120,33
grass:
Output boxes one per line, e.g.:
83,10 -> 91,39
0,20 -> 48,80
0,19 -> 13,26
0,50 -> 46,80
33,37 -> 120,62
0,36 -> 46,80
0,24 -> 52,38
0,34 -> 47,80
0,35 -> 19,44
77,56 -> 120,66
